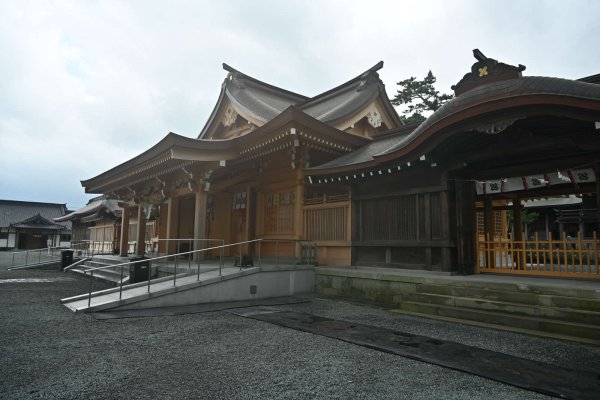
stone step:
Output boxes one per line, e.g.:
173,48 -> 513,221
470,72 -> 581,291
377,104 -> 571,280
415,280 -> 600,300
394,301 -> 600,342
403,292 -> 600,325
414,284 -> 600,312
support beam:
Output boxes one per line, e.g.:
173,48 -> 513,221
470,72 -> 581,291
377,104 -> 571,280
119,208 -> 130,257
135,206 -> 146,256
193,190 -> 208,260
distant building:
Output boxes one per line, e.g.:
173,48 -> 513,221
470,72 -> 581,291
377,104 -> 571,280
0,200 -> 71,250
54,195 -> 122,254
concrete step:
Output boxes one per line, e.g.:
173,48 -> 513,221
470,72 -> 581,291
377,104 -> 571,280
394,301 -> 600,343
403,292 -> 600,325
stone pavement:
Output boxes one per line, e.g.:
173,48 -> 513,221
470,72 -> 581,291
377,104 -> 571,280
1,256 -> 599,399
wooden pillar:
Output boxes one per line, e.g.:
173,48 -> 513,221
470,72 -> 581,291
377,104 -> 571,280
483,197 -> 495,268
455,179 -> 476,274
135,206 -> 146,256
119,208 -> 130,257
440,188 -> 452,272
596,165 -> 600,234
294,175 -> 304,258
165,196 -> 179,255
193,190 -> 208,260
423,193 -> 432,269
513,198 -> 523,269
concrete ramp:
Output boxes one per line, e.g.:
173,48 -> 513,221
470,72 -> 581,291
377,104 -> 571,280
61,265 -> 314,313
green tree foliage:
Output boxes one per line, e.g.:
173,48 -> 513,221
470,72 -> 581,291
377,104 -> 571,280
391,71 -> 454,125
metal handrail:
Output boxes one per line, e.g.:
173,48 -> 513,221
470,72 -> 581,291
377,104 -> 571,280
81,238 -> 317,310
84,239 -> 263,309
9,246 -> 68,268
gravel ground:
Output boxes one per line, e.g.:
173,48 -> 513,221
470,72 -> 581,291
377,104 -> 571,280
1,256 -> 598,400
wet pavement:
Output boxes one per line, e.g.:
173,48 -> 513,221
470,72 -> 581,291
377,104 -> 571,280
1,255 -> 599,399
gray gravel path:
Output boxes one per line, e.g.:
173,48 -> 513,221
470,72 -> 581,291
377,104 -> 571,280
1,257 -> 598,399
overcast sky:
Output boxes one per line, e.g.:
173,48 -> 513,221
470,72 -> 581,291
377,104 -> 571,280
1,0 -> 599,210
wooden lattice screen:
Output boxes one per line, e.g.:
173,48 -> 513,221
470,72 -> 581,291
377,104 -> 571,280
304,207 -> 347,241
263,191 -> 295,233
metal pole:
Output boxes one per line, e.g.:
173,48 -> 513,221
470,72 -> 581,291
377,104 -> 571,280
11,252 -> 15,268
88,270 -> 94,309
219,246 -> 223,276
174,254 -> 178,286
275,241 -> 279,267
147,260 -> 151,293
119,264 -> 124,300
239,243 -> 242,271
188,240 -> 192,270
258,240 -> 261,268
25,250 -> 29,266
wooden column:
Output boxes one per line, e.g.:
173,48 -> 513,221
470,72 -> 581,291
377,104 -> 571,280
483,197 -> 495,269
440,188 -> 452,272
294,174 -> 304,259
165,196 -> 179,255
513,198 -> 523,269
135,206 -> 146,256
193,189 -> 208,260
119,207 -> 130,257
455,179 -> 476,274
596,164 -> 600,234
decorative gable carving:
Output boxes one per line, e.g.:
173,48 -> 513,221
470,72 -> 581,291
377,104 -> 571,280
222,106 -> 238,127
367,108 -> 383,128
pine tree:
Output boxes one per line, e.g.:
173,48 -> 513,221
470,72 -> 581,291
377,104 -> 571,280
391,71 -> 453,125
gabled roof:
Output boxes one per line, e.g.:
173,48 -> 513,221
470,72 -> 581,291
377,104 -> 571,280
198,62 -> 403,139
0,200 -> 70,230
54,197 -> 121,222
298,61 -> 403,128
198,64 -> 308,138
11,214 -> 66,230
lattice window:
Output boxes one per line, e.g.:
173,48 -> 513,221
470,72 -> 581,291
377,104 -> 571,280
360,195 -> 417,240
263,191 -> 295,233
477,211 -> 505,238
305,207 -> 346,241
233,192 -> 247,209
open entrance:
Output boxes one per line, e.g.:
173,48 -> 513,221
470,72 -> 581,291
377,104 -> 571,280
476,172 -> 599,279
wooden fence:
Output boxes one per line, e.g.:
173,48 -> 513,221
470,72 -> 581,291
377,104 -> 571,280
478,231 -> 599,279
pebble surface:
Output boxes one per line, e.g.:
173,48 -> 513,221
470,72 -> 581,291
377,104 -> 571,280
1,260 -> 598,400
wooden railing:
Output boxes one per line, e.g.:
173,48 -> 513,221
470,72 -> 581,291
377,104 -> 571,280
478,232 -> 599,279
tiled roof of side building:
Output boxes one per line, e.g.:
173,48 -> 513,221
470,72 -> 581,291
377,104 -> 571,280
0,200 -> 71,230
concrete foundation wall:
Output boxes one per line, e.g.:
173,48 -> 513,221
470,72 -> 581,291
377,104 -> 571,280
114,267 -> 314,311
315,267 -> 425,304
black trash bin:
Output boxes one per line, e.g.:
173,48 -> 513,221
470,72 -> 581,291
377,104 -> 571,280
61,250 -> 74,270
129,256 -> 150,283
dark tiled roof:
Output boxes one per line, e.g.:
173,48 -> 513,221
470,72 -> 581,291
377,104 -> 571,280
378,76 -> 600,157
308,132 -> 409,171
0,200 -> 71,230
12,215 -> 65,230
199,62 -> 402,138
54,197 -> 121,222
297,62 -> 400,125
198,65 -> 308,138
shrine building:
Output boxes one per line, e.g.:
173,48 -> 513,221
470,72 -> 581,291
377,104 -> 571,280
80,50 -> 600,281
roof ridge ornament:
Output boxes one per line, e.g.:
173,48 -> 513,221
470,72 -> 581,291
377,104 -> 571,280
451,49 -> 526,96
